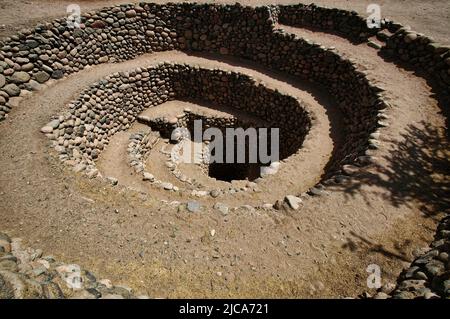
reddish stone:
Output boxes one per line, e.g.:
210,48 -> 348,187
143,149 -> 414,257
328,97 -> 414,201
91,20 -> 106,29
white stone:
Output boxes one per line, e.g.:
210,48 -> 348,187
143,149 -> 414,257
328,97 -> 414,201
142,172 -> 154,182
40,126 -> 53,134
285,195 -> 302,210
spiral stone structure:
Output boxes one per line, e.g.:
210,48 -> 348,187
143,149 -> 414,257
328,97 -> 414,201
0,2 -> 448,299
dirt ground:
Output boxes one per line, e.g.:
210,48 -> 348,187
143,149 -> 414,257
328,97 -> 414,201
0,1 -> 449,298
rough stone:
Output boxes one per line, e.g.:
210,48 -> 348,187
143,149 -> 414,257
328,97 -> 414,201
3,84 -> 21,96
10,72 -> 30,84
91,20 -> 106,29
213,202 -> 229,215
284,195 -> 302,210
125,9 -> 137,18
33,71 -> 50,83
142,172 -> 154,182
187,201 -> 200,213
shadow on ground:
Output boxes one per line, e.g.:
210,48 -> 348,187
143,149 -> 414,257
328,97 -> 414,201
336,121 -> 449,221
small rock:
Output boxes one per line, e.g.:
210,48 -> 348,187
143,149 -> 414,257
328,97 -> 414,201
98,279 -> 113,289
438,252 -> 448,262
40,126 -> 53,134
51,70 -> 64,79
98,56 -> 109,63
413,271 -> 428,280
162,182 -> 173,190
404,32 -> 418,43
424,292 -> 440,299
21,63 -> 34,72
373,292 -> 389,299
342,165 -> 359,175
125,9 -> 137,18
6,97 -> 21,108
210,189 -> 220,198
214,202 -> 229,215
3,83 -> 20,96
91,20 -> 106,29
25,80 -> 42,91
106,177 -> 118,186
284,195 -> 302,210
73,163 -> 86,173
187,201 -> 200,213
46,119 -> 60,129
367,40 -> 382,49
71,289 -> 97,299
425,260 -> 445,276
33,71 -> 50,83
10,71 -> 30,84
392,291 -> 415,299
308,187 -> 324,196
142,172 -> 154,182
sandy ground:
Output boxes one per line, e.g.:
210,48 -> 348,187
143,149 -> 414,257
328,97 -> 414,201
0,1 -> 449,298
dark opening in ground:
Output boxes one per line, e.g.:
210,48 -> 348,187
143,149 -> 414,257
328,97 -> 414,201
208,162 -> 261,182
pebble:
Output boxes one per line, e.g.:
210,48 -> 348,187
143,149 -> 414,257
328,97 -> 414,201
373,292 -> 389,299
162,182 -> 173,190
33,71 -> 50,83
210,189 -> 220,198
142,172 -> 155,182
284,195 -> 302,210
3,84 -> 20,96
21,63 -> 34,71
98,56 -> 109,63
106,177 -> 118,186
367,40 -> 382,50
404,32 -> 418,43
125,9 -> 137,18
187,201 -> 200,213
40,126 -> 53,134
214,202 -> 229,215
10,72 -> 30,84
73,163 -> 86,173
91,20 -> 106,29
308,187 -> 324,196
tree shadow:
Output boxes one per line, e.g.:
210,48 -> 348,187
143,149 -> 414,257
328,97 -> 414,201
378,50 -> 450,139
342,231 -> 411,263
334,121 -> 450,221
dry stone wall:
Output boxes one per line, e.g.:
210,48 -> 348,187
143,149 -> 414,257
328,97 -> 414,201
0,3 -> 387,188
276,4 -> 450,117
275,4 -> 383,42
41,63 -> 311,183
0,232 -> 147,299
1,2 -> 448,299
